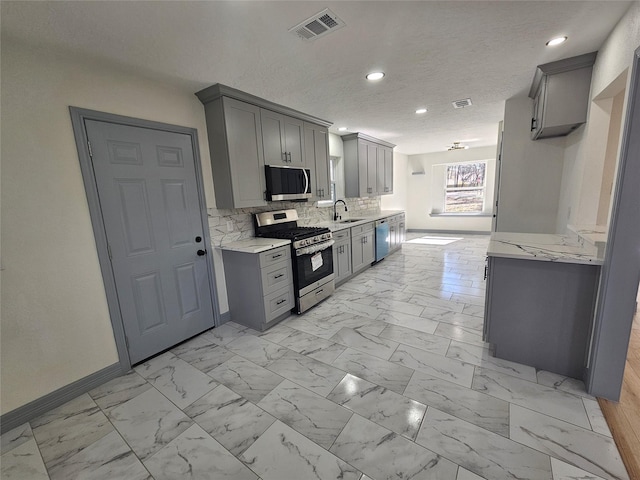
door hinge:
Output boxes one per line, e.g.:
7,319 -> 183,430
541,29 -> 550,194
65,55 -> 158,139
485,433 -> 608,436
107,244 -> 113,260
87,140 -> 93,158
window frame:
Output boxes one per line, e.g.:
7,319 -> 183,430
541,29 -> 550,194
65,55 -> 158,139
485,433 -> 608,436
442,161 -> 487,214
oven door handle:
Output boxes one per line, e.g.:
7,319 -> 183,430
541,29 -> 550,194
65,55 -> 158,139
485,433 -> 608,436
296,239 -> 334,256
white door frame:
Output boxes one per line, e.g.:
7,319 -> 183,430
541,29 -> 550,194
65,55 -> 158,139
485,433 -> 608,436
70,107 -> 221,371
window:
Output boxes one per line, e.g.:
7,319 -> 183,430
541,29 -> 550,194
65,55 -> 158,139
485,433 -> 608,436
444,162 -> 486,213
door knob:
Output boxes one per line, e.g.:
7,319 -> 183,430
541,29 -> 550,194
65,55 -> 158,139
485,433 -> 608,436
197,249 -> 207,256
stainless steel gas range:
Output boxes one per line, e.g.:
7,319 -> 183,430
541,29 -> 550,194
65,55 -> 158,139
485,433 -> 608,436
254,209 -> 334,313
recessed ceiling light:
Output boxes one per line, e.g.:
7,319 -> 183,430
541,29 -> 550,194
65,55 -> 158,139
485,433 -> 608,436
415,108 -> 427,114
546,36 -> 567,46
338,127 -> 347,131
366,72 -> 385,81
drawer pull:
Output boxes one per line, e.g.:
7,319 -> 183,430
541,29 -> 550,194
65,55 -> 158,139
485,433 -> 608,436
276,298 -> 286,305
272,253 -> 283,259
274,273 -> 284,279
315,289 -> 324,296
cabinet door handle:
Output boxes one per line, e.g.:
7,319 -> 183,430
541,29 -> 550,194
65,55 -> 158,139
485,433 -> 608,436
531,118 -> 537,131
287,152 -> 292,162
484,264 -> 488,280
272,253 -> 283,259
274,273 -> 284,279
276,298 -> 286,305
367,187 -> 372,193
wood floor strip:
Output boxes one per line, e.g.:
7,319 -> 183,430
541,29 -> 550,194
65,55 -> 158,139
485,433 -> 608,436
599,314 -> 640,480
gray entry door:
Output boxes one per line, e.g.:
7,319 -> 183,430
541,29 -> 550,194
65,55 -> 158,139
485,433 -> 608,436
85,119 -> 215,364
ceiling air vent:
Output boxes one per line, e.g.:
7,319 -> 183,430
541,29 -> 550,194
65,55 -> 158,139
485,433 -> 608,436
452,98 -> 473,109
289,8 -> 346,42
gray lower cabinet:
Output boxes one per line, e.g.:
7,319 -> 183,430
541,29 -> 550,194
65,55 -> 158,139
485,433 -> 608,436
398,216 -> 406,244
387,214 -> 405,252
483,255 -> 600,378
222,245 -> 294,331
332,229 -> 352,285
351,222 -> 375,274
304,122 -> 331,201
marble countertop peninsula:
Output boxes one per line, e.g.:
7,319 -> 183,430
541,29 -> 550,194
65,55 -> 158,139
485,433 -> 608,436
488,232 -> 603,265
217,237 -> 291,254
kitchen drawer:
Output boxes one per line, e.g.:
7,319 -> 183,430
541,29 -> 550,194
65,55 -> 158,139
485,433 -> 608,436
264,285 -> 294,323
333,229 -> 351,241
261,259 -> 292,296
259,245 -> 290,268
350,222 -> 374,236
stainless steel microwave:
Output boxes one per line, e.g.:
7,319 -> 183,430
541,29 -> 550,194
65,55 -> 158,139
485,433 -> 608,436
265,165 -> 312,201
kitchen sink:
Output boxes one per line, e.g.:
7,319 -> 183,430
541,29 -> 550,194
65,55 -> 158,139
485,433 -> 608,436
338,219 -> 364,223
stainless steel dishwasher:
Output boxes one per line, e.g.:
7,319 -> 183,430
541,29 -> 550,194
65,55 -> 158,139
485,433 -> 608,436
375,219 -> 390,262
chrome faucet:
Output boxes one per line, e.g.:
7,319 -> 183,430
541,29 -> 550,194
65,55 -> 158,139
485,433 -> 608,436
333,199 -> 348,221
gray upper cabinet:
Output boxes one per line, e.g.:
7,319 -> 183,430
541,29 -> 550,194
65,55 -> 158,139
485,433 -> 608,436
343,132 -> 395,198
304,122 -> 331,200
378,146 -> 393,194
529,52 -> 597,140
200,96 -> 266,209
196,83 -> 331,209
261,110 -> 305,166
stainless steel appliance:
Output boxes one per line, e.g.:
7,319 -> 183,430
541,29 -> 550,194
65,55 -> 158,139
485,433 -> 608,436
375,219 -> 390,262
254,209 -> 334,313
264,165 -> 312,201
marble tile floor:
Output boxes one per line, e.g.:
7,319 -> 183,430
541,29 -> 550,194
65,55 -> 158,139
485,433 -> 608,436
1,233 -> 630,480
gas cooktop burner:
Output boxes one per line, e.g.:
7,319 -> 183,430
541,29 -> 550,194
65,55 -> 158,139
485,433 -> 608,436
254,209 -> 333,248
263,226 -> 331,240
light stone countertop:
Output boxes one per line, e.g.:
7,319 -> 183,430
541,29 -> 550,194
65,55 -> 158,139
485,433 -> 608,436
217,237 -> 291,254
488,232 -> 603,265
567,224 -> 607,259
318,210 -> 405,232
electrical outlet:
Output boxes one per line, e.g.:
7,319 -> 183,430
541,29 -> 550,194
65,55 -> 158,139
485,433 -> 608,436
226,220 -> 233,232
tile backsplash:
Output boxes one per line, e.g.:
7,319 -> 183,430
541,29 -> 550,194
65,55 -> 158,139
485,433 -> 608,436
208,197 -> 381,246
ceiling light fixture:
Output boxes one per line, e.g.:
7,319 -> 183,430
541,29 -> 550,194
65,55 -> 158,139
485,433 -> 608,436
366,72 -> 385,81
338,127 -> 347,131
415,108 -> 427,114
447,142 -> 469,151
546,36 -> 568,46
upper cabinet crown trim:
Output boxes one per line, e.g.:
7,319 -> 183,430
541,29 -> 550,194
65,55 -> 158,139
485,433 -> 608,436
528,51 -> 598,99
195,83 -> 332,128
340,132 -> 396,148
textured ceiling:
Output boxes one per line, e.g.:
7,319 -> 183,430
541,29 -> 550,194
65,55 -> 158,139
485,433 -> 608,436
1,1 -> 633,154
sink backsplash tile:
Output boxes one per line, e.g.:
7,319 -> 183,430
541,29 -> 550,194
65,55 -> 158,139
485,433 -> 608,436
208,197 -> 380,246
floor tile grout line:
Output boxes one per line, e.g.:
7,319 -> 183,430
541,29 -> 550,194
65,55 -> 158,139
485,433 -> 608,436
506,402 -> 616,478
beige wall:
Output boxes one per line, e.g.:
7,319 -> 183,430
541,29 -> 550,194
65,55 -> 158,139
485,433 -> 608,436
557,2 -> 640,232
406,146 -> 496,232
0,40 -> 216,414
